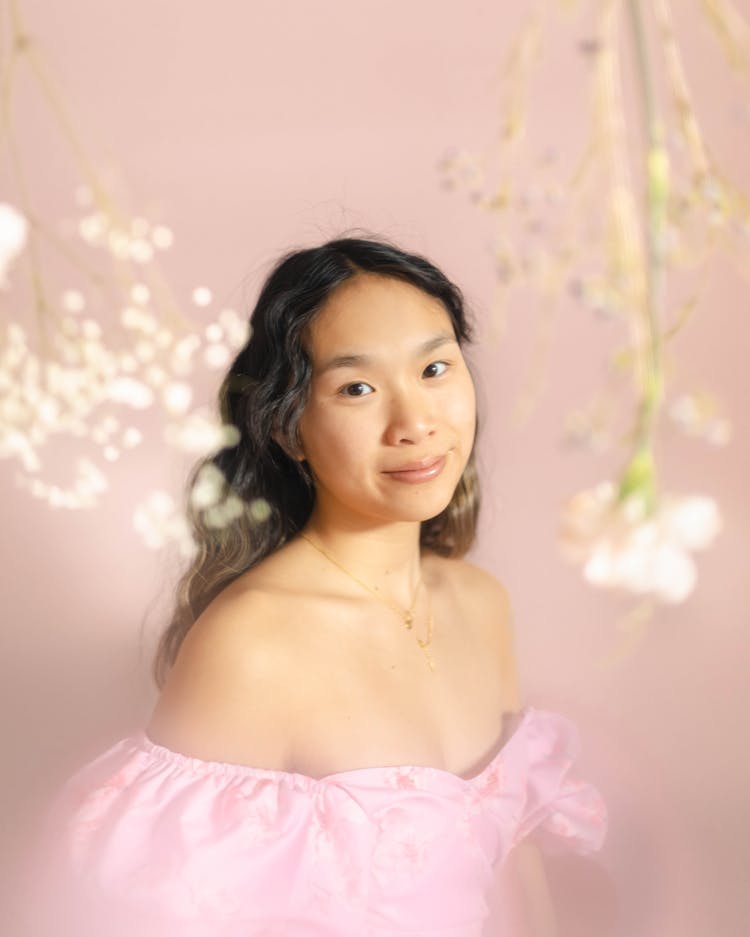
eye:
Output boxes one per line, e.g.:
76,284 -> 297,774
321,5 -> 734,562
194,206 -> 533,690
423,360 -> 450,378
339,381 -> 374,398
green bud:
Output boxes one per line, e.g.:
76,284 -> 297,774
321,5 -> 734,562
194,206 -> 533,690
648,146 -> 670,207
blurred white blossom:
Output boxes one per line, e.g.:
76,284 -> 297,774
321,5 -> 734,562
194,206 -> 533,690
164,411 -> 240,454
106,376 -> 154,409
249,497 -> 271,522
130,283 -> 150,304
203,492 -> 246,529
61,290 -> 85,313
203,343 -> 231,369
0,203 -> 28,288
190,463 -> 227,509
121,426 -> 142,448
192,286 -> 212,307
15,456 -> 109,508
559,482 -> 722,603
0,27 -> 260,562
151,225 -> 173,249
668,392 -> 732,446
162,381 -> 193,415
133,490 -> 195,557
219,308 -> 251,348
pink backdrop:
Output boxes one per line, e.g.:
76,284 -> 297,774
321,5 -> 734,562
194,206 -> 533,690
3,3 -> 749,935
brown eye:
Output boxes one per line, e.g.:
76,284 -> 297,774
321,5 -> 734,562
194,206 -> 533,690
423,361 -> 449,378
340,381 -> 373,397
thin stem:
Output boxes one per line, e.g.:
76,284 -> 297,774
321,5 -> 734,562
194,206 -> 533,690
5,0 -> 193,336
0,7 -> 53,354
625,0 -> 665,490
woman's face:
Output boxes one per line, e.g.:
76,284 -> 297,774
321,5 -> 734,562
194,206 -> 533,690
295,273 -> 477,528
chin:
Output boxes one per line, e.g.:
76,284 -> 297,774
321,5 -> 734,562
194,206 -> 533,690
394,493 -> 458,524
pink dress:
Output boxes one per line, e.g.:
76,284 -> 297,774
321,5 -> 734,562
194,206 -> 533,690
20,705 -> 607,937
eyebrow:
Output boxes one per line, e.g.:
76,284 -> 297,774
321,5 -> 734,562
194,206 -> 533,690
316,331 -> 458,376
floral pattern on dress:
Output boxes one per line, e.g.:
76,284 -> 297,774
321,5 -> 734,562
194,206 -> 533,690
382,765 -> 422,790
474,756 -> 507,797
212,776 -> 287,841
370,805 -> 435,889
27,709 -> 609,937
308,784 -> 370,907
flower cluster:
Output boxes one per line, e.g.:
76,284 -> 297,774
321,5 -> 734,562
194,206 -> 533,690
0,195 -> 249,556
558,481 -> 721,603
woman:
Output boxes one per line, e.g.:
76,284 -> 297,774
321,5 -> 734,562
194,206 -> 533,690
22,236 -> 607,937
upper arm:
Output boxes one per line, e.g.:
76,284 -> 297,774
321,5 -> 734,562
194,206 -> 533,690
461,560 -> 523,712
146,590 -> 295,769
491,841 -> 559,937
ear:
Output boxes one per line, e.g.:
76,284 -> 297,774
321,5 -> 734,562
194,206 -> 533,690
272,431 -> 305,462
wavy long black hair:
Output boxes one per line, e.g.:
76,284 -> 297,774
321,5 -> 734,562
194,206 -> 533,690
152,234 -> 481,689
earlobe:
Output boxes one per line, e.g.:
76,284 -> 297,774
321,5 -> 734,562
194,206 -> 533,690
273,432 -> 305,462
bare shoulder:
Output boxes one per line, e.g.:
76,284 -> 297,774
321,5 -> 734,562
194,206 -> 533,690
423,551 -> 513,625
424,552 -> 522,711
146,583 -> 298,769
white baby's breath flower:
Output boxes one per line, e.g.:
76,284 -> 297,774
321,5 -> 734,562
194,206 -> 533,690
151,225 -> 174,249
162,381 -> 193,415
61,290 -> 85,313
154,329 -> 173,350
134,340 -> 156,362
203,492 -> 246,529
130,283 -> 150,305
78,212 -> 107,244
81,319 -> 102,340
37,396 -> 61,426
218,308 -> 251,348
144,365 -> 167,387
0,429 -> 41,471
48,485 -> 69,509
204,343 -> 230,369
659,494 -> 721,551
76,458 -> 108,494
107,229 -> 131,259
192,286 -> 212,307
249,497 -> 271,522
190,463 -> 226,509
668,392 -> 732,446
0,203 -> 29,288
133,490 -> 192,552
173,335 -> 201,360
129,239 -> 154,263
106,377 -> 154,409
121,306 -> 158,334
118,354 -> 139,373
121,426 -> 142,448
165,412 -> 240,455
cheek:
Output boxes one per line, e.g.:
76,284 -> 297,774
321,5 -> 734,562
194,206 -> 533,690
300,405 -> 370,464
445,377 -> 476,433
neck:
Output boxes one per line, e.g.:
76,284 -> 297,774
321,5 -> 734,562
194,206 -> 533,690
299,510 -> 425,607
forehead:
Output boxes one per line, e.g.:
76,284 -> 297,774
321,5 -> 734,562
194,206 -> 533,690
304,273 -> 453,355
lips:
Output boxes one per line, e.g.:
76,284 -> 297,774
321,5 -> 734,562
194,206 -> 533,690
382,453 -> 448,484
384,454 -> 444,473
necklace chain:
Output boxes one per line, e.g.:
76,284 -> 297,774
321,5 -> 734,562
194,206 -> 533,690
300,533 -> 436,672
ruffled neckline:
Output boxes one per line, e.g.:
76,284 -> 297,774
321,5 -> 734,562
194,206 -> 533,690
136,704 -> 537,788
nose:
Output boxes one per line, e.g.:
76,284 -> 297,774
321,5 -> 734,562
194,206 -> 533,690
383,384 -> 438,447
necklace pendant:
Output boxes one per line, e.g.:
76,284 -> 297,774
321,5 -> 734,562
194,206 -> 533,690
404,612 -> 413,629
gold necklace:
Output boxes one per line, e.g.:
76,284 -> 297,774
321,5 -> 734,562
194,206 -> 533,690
300,532 -> 436,672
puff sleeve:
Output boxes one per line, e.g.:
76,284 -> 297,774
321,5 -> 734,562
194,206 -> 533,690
513,711 -> 608,856
17,733 -> 374,937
